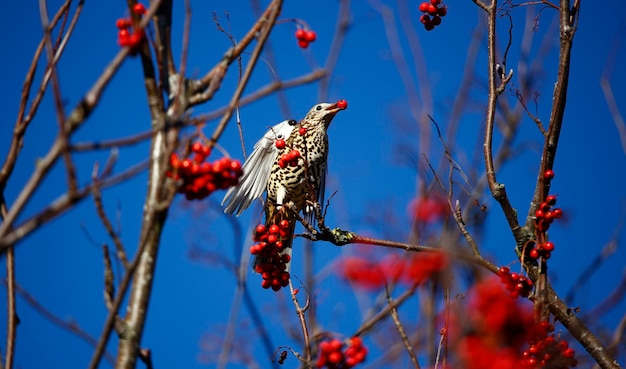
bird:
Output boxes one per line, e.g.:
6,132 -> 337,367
222,100 -> 347,289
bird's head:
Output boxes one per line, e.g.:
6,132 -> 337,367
304,100 -> 348,128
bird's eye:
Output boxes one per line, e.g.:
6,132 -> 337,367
288,119 -> 297,126
277,134 -> 283,138
316,105 -> 323,111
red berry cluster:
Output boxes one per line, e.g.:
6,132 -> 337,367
418,0 -> 447,31
295,28 -> 317,48
167,142 -> 243,200
528,239 -> 556,260
535,194 -> 563,233
278,149 -> 301,169
316,337 -> 367,369
523,325 -> 577,369
251,221 -> 292,291
116,3 -> 147,50
497,266 -> 533,298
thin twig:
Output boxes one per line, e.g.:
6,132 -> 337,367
0,160 -> 149,252
1,279 -> 116,365
289,282 -> 312,362
206,0 -> 284,149
0,200 -> 16,369
386,285 -> 420,369
91,164 -> 129,268
68,70 -> 327,152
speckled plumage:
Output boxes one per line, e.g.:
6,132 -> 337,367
222,102 -> 344,270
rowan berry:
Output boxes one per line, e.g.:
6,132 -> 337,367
275,138 -> 286,150
116,18 -> 131,29
544,169 -> 555,180
133,3 -> 146,15
304,30 -> 317,42
337,99 -> 348,110
419,2 -> 429,12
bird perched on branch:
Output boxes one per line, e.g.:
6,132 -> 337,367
222,100 -> 348,290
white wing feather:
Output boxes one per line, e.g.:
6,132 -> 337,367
222,120 -> 296,216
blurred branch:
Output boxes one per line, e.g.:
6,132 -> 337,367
68,69 -> 327,152
0,201 -> 16,369
600,19 -> 626,155
0,2 -> 158,250
0,160 -> 149,252
318,0 -> 351,101
479,0 -> 521,242
0,279 -> 116,366
92,162 -> 129,268
187,0 -> 283,106
205,0 -> 283,149
0,0 -> 74,193
525,0 -> 575,225
386,285 -> 420,369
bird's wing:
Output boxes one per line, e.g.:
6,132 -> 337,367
222,120 -> 296,216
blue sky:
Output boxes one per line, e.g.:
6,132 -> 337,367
1,1 -> 625,368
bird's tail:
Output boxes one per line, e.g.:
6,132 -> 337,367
250,204 -> 296,291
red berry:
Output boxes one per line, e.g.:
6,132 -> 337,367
191,142 -> 203,154
304,30 -> 317,42
230,160 -> 242,172
552,208 -> 563,218
328,351 -> 343,364
269,225 -> 280,235
543,241 -> 555,251
420,14 -> 431,24
118,29 -> 131,46
427,3 -> 438,15
562,348 -> 575,358
432,15 -> 442,25
267,234 -> 278,245
116,18 -> 131,29
544,169 -> 555,180
546,195 -> 557,205
128,32 -> 144,48
298,40 -> 309,48
337,99 -> 348,110
133,3 -> 146,15
275,138 -> 286,150
279,219 -> 290,229
437,6 -> 448,16
430,0 -> 441,4
255,224 -> 267,235
535,209 -> 545,219
529,249 -> 539,259
299,127 -> 307,135
295,29 -> 306,40
419,2 -> 430,12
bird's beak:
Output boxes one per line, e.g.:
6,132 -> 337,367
325,103 -> 341,112
324,101 -> 347,113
